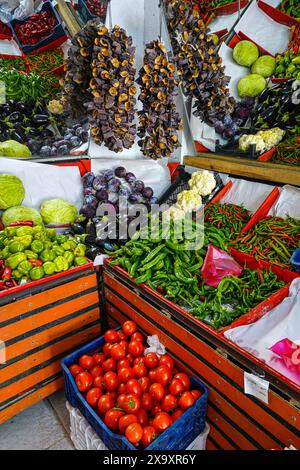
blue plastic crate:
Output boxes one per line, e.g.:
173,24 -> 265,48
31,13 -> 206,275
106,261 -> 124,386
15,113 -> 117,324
77,0 -> 108,24
291,249 -> 300,273
61,330 -> 209,451
10,1 -> 66,55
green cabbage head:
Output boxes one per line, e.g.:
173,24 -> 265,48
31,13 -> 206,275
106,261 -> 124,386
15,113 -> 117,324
237,74 -> 266,97
251,55 -> 276,78
2,206 -> 42,226
233,40 -> 259,67
0,174 -> 25,210
40,198 -> 78,225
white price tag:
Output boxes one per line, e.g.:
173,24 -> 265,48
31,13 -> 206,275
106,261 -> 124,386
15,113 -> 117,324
93,255 -> 109,267
244,372 -> 269,404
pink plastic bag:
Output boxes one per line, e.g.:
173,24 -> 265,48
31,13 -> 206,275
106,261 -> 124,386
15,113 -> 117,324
269,338 -> 300,375
201,244 -> 243,288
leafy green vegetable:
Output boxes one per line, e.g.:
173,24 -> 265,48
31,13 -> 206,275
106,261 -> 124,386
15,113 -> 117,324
237,74 -> 266,97
0,174 -> 25,210
251,55 -> 276,78
0,140 -> 31,158
233,40 -> 259,67
40,199 -> 78,225
2,206 -> 42,226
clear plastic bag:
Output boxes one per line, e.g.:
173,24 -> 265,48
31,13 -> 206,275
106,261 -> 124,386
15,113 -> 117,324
12,0 -> 35,21
144,335 -> 166,356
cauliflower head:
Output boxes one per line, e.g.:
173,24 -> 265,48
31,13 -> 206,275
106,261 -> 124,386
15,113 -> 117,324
239,134 -> 266,153
257,128 -> 285,148
176,190 -> 202,212
188,170 -> 216,196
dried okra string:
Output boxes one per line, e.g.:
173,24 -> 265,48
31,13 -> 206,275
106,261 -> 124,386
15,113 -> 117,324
87,24 -> 137,152
137,40 -> 182,159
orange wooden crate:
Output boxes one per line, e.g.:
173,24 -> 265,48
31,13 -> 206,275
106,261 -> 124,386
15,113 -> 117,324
0,266 -> 101,424
103,265 -> 300,450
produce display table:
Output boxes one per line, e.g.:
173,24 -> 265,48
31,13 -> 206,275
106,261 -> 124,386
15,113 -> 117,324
0,264 -> 101,424
102,263 -> 300,450
184,154 -> 300,187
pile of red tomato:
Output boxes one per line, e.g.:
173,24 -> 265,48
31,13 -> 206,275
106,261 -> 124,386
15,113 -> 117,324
69,321 -> 202,449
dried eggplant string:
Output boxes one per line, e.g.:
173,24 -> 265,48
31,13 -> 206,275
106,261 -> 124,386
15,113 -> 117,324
137,40 -> 183,159
86,24 -> 137,152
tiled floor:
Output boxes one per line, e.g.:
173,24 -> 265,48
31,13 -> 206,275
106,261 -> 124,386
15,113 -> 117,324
0,390 -> 74,450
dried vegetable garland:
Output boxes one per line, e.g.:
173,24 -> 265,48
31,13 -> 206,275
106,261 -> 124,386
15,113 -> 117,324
137,40 -> 182,159
166,0 -> 235,127
86,24 -> 137,152
60,20 -> 99,118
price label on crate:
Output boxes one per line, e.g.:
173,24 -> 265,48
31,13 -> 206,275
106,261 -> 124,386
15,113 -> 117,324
244,372 -> 269,404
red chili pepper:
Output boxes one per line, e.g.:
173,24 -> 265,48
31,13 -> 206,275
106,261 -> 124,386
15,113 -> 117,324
1,267 -> 11,281
9,220 -> 33,227
29,259 -> 43,267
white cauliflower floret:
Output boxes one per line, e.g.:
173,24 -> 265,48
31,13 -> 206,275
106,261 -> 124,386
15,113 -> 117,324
257,128 -> 285,148
163,206 -> 186,220
188,170 -> 216,196
176,190 -> 202,212
239,134 -> 266,153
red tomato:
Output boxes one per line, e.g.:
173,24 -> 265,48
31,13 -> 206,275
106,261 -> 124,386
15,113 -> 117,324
131,332 -> 143,342
104,329 -> 119,344
149,383 -> 165,401
86,387 -> 102,408
102,358 -> 117,372
136,408 -> 148,427
172,408 -> 184,422
117,358 -> 131,370
79,355 -> 95,370
93,353 -> 105,365
123,321 -> 137,336
103,371 -> 118,391
144,352 -> 159,369
126,353 -> 134,365
159,354 -> 174,370
110,344 -> 126,361
155,365 -> 172,387
75,371 -> 93,392
69,364 -> 83,377
103,343 -> 113,357
98,394 -> 115,415
128,341 -> 144,357
119,340 -> 128,352
126,379 -> 142,397
148,369 -> 157,383
150,404 -> 162,417
174,373 -> 190,391
90,365 -> 103,378
191,390 -> 202,401
169,378 -> 185,396
133,364 -> 147,378
104,409 -> 124,431
106,390 -> 118,402
141,426 -> 157,448
178,391 -> 195,410
93,376 -> 105,389
133,356 -> 146,367
139,377 -> 150,393
118,383 -> 127,395
116,394 -> 127,409
161,394 -> 177,412
140,392 -> 153,411
122,394 -> 141,414
125,422 -> 143,444
117,330 -> 128,341
118,367 -> 135,383
118,414 -> 138,434
153,412 -> 172,433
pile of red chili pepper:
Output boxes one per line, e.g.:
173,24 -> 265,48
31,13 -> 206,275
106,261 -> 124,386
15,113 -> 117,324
0,261 -> 17,291
232,216 -> 300,268
15,11 -> 56,46
27,49 -> 64,74
0,21 -> 12,37
271,135 -> 300,166
204,203 -> 251,240
288,24 -> 300,55
86,0 -> 109,18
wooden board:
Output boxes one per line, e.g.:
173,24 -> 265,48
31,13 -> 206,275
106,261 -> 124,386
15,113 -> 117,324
184,154 -> 300,186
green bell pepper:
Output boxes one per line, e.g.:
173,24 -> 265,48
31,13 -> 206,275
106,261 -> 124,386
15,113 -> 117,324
32,226 -> 47,241
12,269 -> 23,280
25,250 -> 38,260
54,256 -> 69,272
53,245 -> 65,256
46,228 -> 56,240
63,251 -> 74,266
67,239 -> 77,251
6,252 -> 27,269
40,249 -> 55,262
18,260 -> 33,275
30,266 -> 45,281
4,227 -> 17,237
62,241 -> 72,251
43,241 -> 53,250
75,256 -> 88,266
56,235 -> 68,245
15,226 -> 33,237
31,240 -> 44,254
8,241 -> 25,254
13,235 -> 33,248
43,261 -> 56,275
74,244 -> 86,257
1,246 -> 10,259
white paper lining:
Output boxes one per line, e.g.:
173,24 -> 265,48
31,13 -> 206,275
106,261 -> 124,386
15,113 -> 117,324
220,177 -> 275,212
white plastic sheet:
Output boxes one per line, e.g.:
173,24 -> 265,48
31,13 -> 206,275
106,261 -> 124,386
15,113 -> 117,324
224,278 -> 300,386
219,42 -> 248,100
91,158 -> 171,199
220,177 -> 275,212
0,38 -> 21,56
268,185 -> 300,219
0,158 -> 83,210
